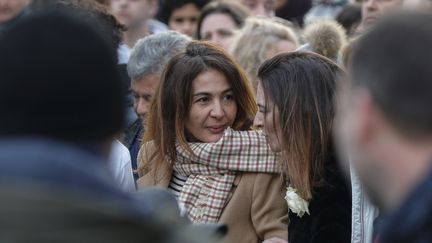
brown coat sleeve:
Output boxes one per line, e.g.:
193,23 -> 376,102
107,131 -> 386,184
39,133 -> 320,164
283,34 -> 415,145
251,173 -> 289,240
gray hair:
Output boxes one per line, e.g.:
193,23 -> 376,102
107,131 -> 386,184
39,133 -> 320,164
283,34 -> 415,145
127,31 -> 191,81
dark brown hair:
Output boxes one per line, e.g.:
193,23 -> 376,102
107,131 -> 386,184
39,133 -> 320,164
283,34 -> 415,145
258,52 -> 344,200
143,41 -> 256,181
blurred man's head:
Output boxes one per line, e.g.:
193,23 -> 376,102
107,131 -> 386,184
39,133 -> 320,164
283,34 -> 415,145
0,0 -> 31,23
336,12 -> 432,211
359,0 -> 402,31
232,0 -> 274,17
109,0 -> 155,30
127,31 -> 190,127
0,9 -> 124,145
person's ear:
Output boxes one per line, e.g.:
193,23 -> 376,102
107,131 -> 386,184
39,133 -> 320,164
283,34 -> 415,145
352,89 -> 377,147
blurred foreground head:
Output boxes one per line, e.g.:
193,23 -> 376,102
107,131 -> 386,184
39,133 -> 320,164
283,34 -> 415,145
0,9 -> 124,143
336,12 -> 432,212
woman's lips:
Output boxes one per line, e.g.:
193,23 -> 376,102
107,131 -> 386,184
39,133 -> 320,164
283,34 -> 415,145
207,125 -> 225,134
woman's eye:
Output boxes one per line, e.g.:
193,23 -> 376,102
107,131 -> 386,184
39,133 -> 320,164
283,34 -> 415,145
196,96 -> 209,103
202,33 -> 212,40
218,30 -> 233,38
223,94 -> 234,101
174,17 -> 184,23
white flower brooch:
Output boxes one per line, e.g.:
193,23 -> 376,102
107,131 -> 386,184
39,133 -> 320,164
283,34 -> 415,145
285,186 -> 310,218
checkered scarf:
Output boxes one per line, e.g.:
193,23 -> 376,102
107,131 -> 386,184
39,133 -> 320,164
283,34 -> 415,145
174,128 -> 280,223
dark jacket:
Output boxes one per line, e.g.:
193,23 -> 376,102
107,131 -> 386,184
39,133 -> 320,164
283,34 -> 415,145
117,63 -> 143,182
378,168 -> 432,243
0,138 -> 218,243
288,151 -> 352,243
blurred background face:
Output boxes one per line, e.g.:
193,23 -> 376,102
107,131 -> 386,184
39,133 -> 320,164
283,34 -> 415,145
185,69 -> 238,143
274,0 -> 287,10
0,0 -> 31,23
360,0 -> 402,30
109,0 -> 153,29
254,82 -> 282,151
239,0 -> 274,17
131,74 -> 159,127
169,3 -> 200,37
200,13 -> 238,51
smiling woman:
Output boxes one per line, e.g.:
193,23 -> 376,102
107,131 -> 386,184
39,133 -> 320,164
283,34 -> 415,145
185,69 -> 238,142
137,41 -> 289,243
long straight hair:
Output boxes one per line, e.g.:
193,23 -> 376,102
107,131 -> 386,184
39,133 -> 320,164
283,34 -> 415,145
258,52 -> 344,200
142,41 -> 256,181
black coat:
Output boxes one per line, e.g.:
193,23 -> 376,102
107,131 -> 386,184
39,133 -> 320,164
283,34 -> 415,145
288,152 -> 352,243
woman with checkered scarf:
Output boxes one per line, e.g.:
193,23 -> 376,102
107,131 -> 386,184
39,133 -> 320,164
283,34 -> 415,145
137,41 -> 288,243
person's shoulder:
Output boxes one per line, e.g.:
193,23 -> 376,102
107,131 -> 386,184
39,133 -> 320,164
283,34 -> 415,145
237,172 -> 285,195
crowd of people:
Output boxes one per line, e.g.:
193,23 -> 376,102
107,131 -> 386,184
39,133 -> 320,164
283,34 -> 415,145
0,0 -> 431,242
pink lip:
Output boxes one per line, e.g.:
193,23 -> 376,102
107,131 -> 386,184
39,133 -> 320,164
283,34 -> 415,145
207,125 -> 226,134
364,16 -> 378,24
118,12 -> 129,18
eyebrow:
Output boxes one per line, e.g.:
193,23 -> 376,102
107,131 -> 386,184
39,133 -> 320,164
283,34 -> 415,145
192,88 -> 233,97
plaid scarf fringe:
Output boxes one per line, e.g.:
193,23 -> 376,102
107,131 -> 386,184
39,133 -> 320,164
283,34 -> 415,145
174,128 -> 280,223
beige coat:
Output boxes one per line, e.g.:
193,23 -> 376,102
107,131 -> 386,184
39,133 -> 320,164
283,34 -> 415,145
138,160 -> 289,243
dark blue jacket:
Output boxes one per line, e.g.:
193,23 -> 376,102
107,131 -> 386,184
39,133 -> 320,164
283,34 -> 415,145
378,168 -> 432,243
0,137 -> 150,219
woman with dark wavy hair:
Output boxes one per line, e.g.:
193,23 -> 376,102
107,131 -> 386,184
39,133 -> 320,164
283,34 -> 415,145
137,41 -> 288,243
254,52 -> 351,243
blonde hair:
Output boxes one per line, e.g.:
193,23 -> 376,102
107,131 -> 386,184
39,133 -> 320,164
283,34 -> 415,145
230,17 -> 299,89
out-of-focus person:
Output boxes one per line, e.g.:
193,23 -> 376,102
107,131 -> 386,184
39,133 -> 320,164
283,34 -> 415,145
230,0 -> 275,17
0,0 -> 31,23
0,0 -> 31,34
109,0 -> 156,61
0,8 -> 220,243
196,0 -> 249,51
335,12 -> 432,243
274,0 -> 312,27
156,0 -> 209,37
357,0 -> 402,32
43,0 -> 138,187
230,17 -> 299,89
336,2 -> 362,37
304,0 -> 348,25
